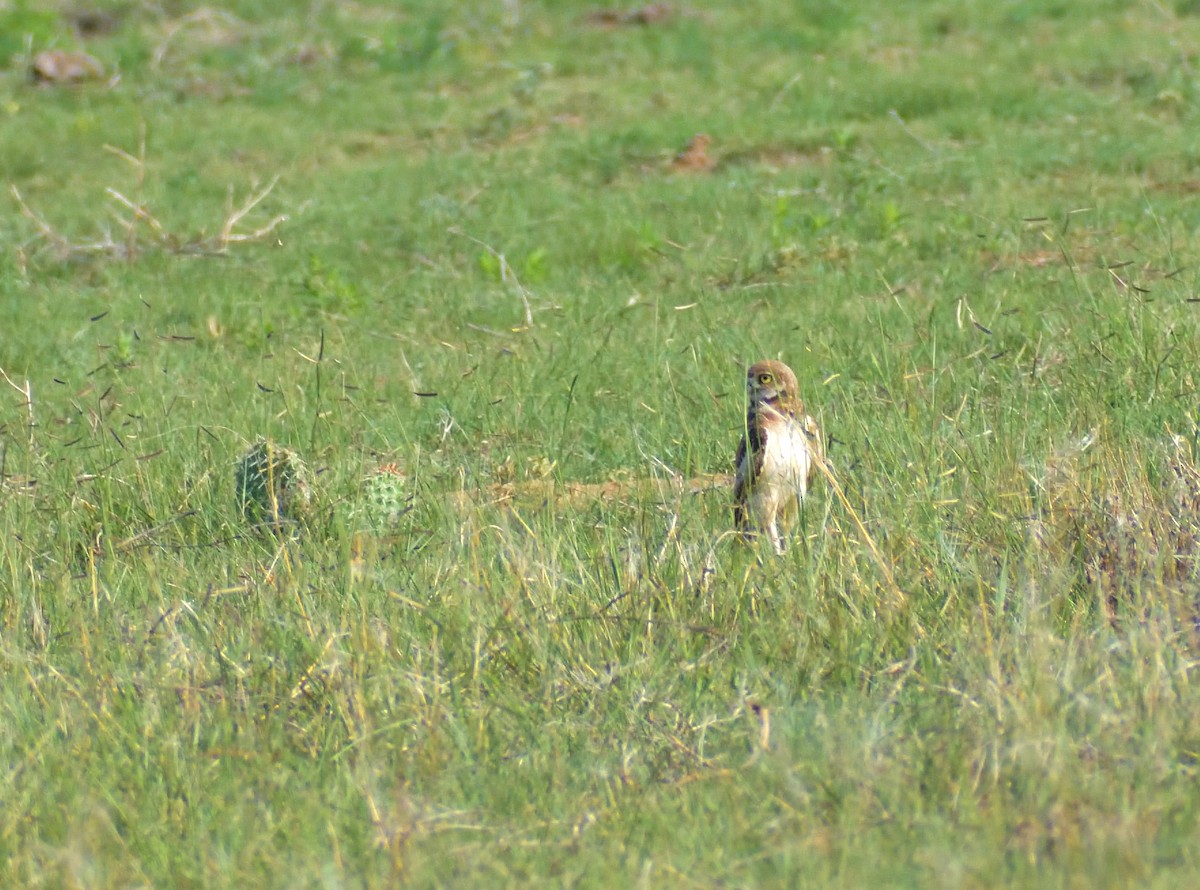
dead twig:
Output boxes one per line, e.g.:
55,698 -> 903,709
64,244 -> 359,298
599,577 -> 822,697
218,176 -> 289,248
11,165 -> 292,263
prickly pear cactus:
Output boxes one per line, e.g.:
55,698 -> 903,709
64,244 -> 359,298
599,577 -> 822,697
359,462 -> 411,530
235,437 -> 313,525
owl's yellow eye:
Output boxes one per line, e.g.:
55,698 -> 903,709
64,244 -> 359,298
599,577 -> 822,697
757,373 -> 773,385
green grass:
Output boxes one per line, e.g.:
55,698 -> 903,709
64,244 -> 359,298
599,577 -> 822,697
4,0 -> 1200,885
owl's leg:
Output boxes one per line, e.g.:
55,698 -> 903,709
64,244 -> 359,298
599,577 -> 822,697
768,517 -> 786,555
733,503 -> 757,545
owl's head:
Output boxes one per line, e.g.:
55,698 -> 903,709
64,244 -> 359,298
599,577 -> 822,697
745,360 -> 800,407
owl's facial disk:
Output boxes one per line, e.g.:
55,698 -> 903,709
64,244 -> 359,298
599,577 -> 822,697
746,361 -> 795,405
749,370 -> 783,402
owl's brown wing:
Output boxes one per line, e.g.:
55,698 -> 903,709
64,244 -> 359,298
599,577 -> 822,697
733,435 -> 749,528
733,412 -> 766,529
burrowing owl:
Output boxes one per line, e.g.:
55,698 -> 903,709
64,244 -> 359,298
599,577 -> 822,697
733,360 -> 821,554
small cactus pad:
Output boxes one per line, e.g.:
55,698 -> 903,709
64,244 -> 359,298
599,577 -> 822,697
359,462 -> 411,530
235,437 -> 313,525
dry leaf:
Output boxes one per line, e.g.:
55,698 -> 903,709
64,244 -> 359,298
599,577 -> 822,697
32,50 -> 105,83
671,133 -> 715,172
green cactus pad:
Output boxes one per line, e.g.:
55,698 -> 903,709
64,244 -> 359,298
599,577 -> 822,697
359,463 -> 411,530
235,437 -> 313,525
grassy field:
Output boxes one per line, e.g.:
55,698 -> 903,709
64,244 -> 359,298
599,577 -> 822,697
3,0 -> 1200,885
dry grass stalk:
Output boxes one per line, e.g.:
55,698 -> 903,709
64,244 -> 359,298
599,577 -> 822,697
447,472 -> 731,511
151,7 -> 249,69
447,227 -> 535,328
0,368 -> 35,444
808,449 -> 909,611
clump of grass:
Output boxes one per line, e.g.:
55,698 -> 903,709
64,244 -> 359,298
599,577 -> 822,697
1031,430 -> 1200,624
6,0 -> 1200,886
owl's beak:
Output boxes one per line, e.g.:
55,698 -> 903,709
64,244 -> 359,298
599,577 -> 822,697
750,382 -> 779,402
